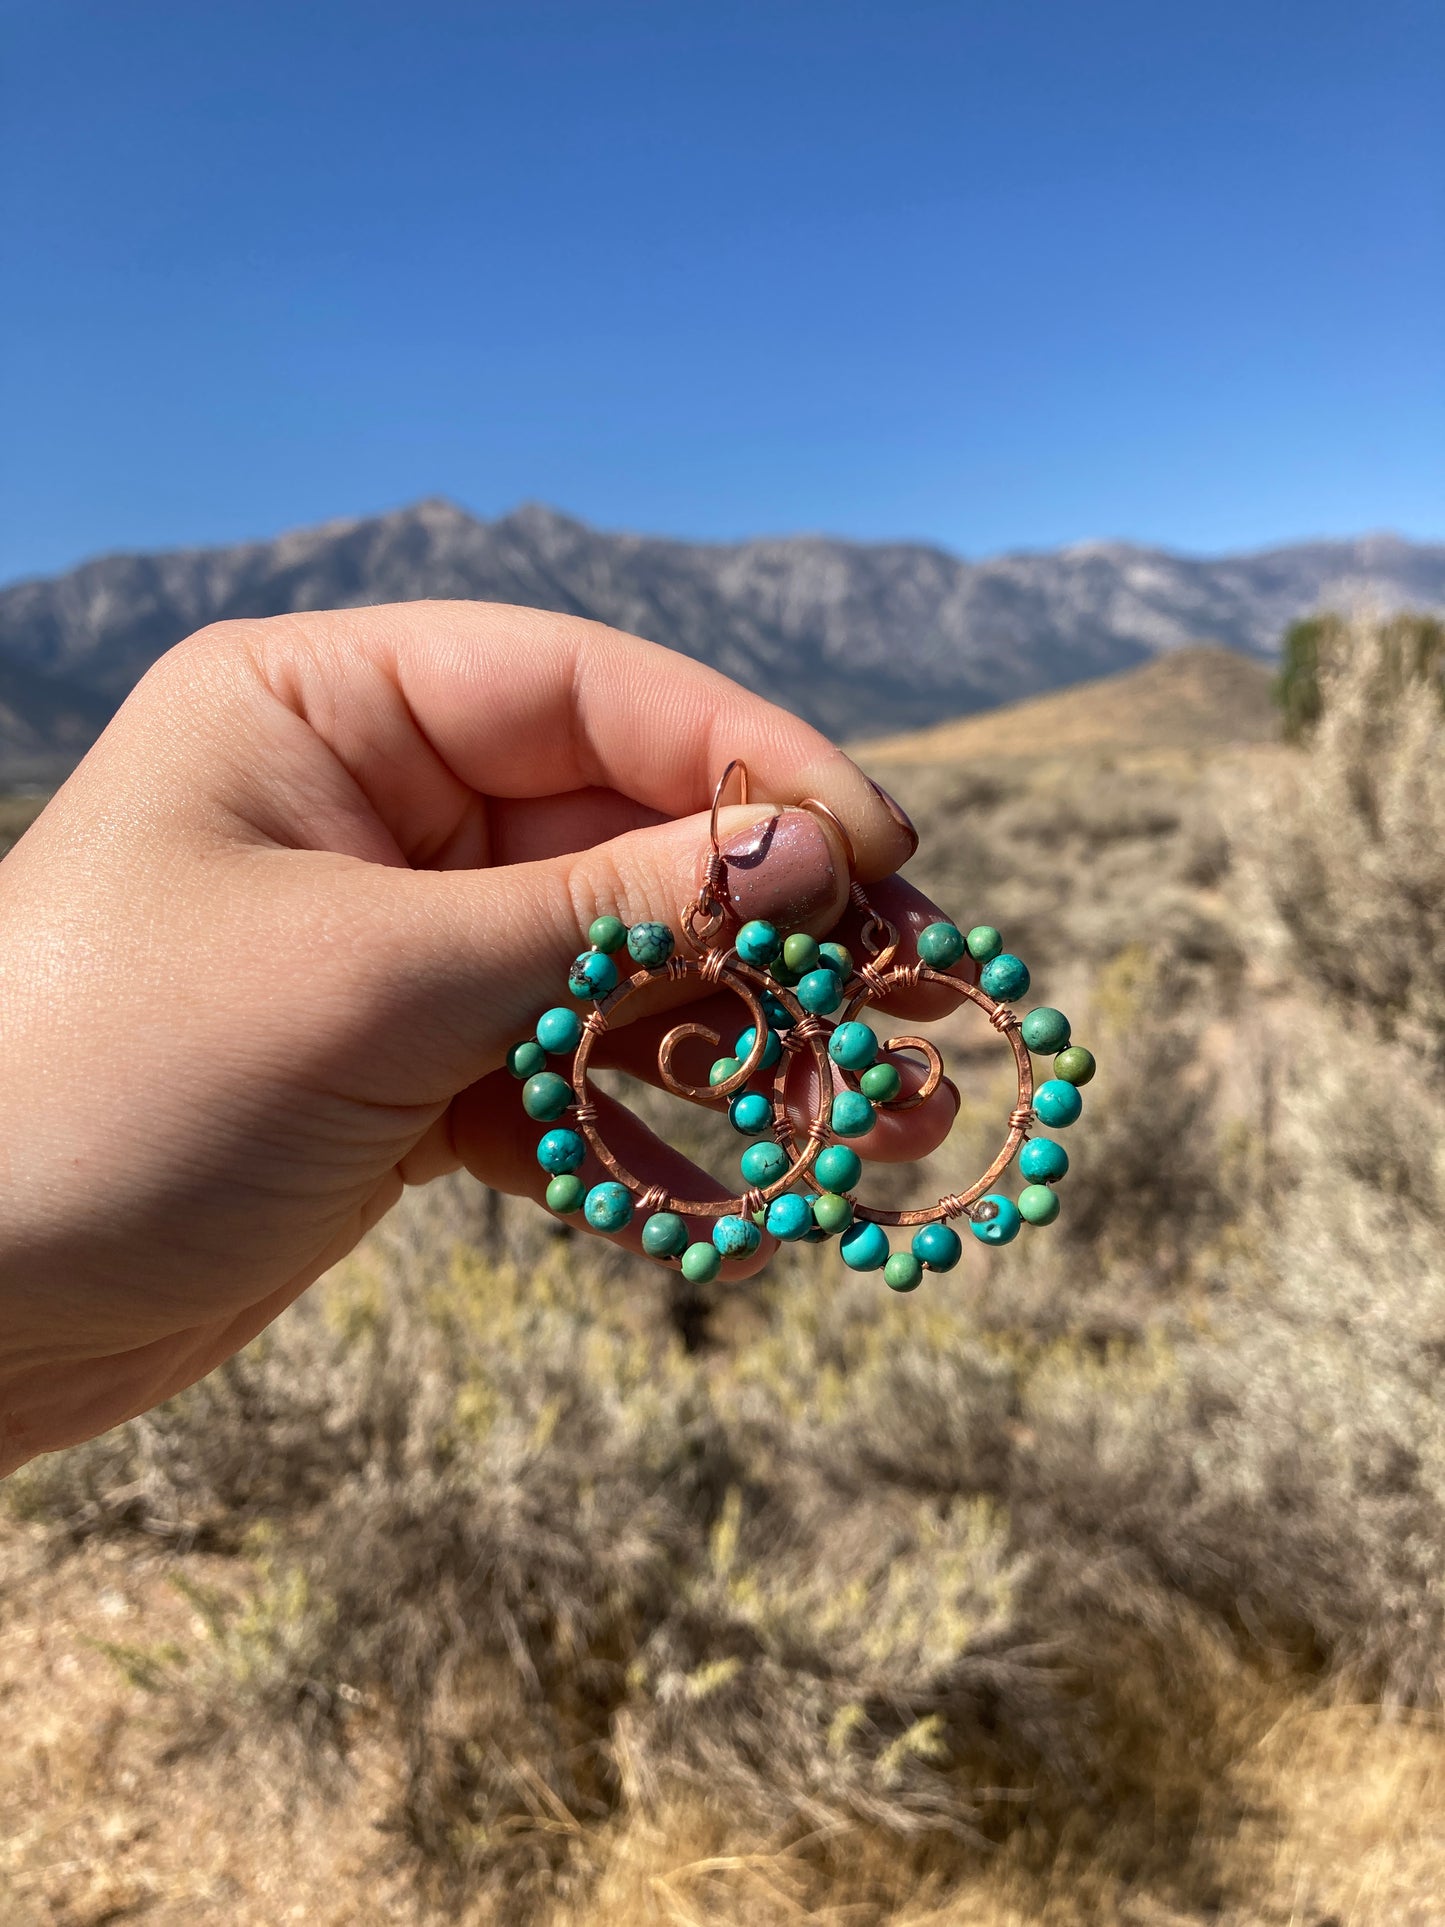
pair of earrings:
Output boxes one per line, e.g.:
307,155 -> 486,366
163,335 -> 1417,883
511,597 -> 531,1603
505,763 -> 1095,1294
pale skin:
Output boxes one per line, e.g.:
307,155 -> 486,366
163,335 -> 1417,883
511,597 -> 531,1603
0,604 -> 969,1474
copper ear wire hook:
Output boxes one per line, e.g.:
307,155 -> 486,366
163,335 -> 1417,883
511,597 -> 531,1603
684,759 -> 754,948
709,759 -> 751,858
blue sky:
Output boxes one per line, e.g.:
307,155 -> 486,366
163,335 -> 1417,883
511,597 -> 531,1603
2,0 -> 1441,582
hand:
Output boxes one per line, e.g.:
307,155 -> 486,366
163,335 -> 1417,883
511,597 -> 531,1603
0,603 -> 963,1472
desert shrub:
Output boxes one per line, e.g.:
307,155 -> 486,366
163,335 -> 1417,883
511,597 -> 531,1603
1275,610 -> 1445,742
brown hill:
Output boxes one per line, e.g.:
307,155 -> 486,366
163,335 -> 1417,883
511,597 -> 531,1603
857,643 -> 1277,762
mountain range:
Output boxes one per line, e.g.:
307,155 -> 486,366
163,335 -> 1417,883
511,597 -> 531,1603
1,499 -> 1441,783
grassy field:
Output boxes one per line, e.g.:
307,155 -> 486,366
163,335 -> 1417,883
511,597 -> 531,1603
5,626 -> 1445,1926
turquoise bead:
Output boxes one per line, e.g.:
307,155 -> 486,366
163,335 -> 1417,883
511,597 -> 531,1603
522,1072 -> 573,1121
569,950 -> 618,1000
740,1141 -> 789,1186
710,1055 -> 743,1087
587,915 -> 628,954
979,953 -> 1030,1002
812,1191 -> 854,1234
536,1006 -> 584,1055
536,1127 -> 585,1174
911,1222 -> 963,1271
713,1214 -> 762,1258
761,993 -> 795,1031
796,967 -> 843,1015
734,1025 -> 782,1071
1019,1137 -> 1069,1184
860,1062 -> 902,1104
681,1241 -> 722,1283
729,1091 -> 773,1135
782,932 -> 819,974
966,925 -> 1003,962
1054,1045 -> 1096,1087
1018,1184 -> 1061,1226
1020,1007 -> 1070,1055
1034,1079 -> 1083,1128
769,960 -> 803,988
641,1211 -> 690,1258
583,1181 -> 634,1232
831,1090 -> 876,1138
819,941 -> 853,979
814,1143 -> 862,1193
627,921 -> 674,969
507,1039 -> 548,1080
829,1021 -> 878,1071
545,1173 -> 585,1214
736,919 -> 781,966
917,921 -> 966,969
970,1194 -> 1022,1245
840,1220 -> 890,1271
884,1251 -> 924,1293
765,1193 -> 813,1241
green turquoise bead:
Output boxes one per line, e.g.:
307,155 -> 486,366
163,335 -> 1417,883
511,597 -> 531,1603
713,1214 -> 762,1258
545,1174 -> 586,1214
765,1193 -> 813,1241
736,919 -> 782,966
979,953 -> 1030,1002
740,1141 -> 789,1186
761,993 -> 795,1031
587,915 -> 628,954
1034,1079 -> 1083,1128
970,1194 -> 1022,1245
522,1072 -> 573,1121
536,1006 -> 584,1055
536,1127 -> 585,1174
729,1091 -> 773,1135
884,1251 -> 924,1293
1020,1007 -> 1071,1055
627,921 -> 674,969
681,1241 -> 722,1283
840,1220 -> 890,1271
770,960 -> 803,988
583,1181 -> 634,1232
710,1055 -> 743,1087
911,1222 -> 963,1271
819,941 -> 853,979
569,951 -> 619,1000
507,1039 -> 548,1080
1019,1137 -> 1069,1184
782,932 -> 820,974
1054,1045 -> 1096,1087
829,1021 -> 878,1071
814,1143 -> 862,1193
796,967 -> 843,1015
917,921 -> 966,969
831,1090 -> 876,1138
966,925 -> 1004,962
859,1062 -> 902,1104
812,1191 -> 854,1234
1018,1184 -> 1061,1226
734,1025 -> 782,1071
641,1211 -> 690,1258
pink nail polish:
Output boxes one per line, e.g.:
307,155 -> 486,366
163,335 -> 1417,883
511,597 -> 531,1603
716,811 -> 839,929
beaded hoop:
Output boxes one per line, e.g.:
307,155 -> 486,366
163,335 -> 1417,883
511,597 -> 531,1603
505,762 -> 1097,1292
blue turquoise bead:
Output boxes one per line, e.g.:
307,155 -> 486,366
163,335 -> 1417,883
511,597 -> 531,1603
917,922 -> 966,969
713,1214 -> 762,1258
587,915 -> 628,954
819,941 -> 853,979
740,1140 -> 789,1186
979,953 -> 1030,1002
828,1021 -> 878,1071
641,1211 -> 690,1258
966,925 -> 1003,962
796,967 -> 843,1015
583,1181 -> 634,1232
536,1006 -> 584,1055
1020,1007 -> 1070,1055
569,950 -> 619,1000
765,1193 -> 813,1241
761,992 -> 795,1031
681,1241 -> 721,1283
545,1173 -> 585,1214
1034,1079 -> 1083,1128
536,1127 -> 585,1174
970,1194 -> 1022,1245
831,1089 -> 876,1138
814,1143 -> 862,1193
1018,1184 -> 1060,1226
911,1222 -> 963,1272
626,921 -> 674,969
734,1025 -> 782,1071
840,1220 -> 890,1271
1019,1137 -> 1069,1184
884,1252 -> 924,1292
782,933 -> 819,974
729,1091 -> 773,1135
507,1039 -> 548,1080
736,919 -> 781,967
522,1071 -> 573,1122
